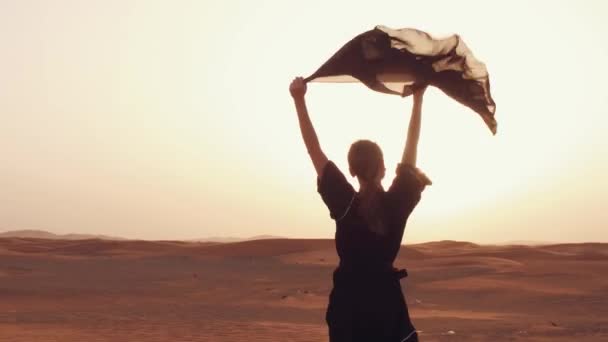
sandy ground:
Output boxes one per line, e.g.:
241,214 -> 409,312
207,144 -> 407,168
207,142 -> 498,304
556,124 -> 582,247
1,238 -> 607,341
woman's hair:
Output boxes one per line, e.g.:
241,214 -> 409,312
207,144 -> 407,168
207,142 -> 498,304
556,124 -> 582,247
348,140 -> 384,182
348,140 -> 386,235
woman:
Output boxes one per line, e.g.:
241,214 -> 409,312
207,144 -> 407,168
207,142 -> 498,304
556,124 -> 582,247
289,76 -> 431,342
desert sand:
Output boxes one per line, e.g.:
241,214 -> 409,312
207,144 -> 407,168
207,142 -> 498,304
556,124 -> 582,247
1,237 -> 607,341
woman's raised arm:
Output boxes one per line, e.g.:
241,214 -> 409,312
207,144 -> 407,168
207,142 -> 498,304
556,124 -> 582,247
290,77 -> 328,176
401,86 -> 427,167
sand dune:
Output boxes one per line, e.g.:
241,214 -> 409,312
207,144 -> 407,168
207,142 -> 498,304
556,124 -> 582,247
195,238 -> 334,258
1,238 -> 607,341
0,229 -> 124,240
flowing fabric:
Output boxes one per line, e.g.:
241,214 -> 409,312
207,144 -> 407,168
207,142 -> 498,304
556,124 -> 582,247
305,25 -> 497,134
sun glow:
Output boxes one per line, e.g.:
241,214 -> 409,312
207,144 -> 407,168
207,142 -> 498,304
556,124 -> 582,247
1,0 -> 607,242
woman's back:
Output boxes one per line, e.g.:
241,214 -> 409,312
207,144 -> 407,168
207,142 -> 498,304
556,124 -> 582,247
318,161 -> 427,342
318,161 -> 426,272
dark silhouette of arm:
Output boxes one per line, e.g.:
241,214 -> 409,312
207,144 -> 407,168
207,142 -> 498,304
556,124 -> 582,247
401,87 -> 426,167
290,77 -> 328,176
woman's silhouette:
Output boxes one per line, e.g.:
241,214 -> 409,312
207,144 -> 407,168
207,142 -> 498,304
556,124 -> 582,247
290,76 -> 431,342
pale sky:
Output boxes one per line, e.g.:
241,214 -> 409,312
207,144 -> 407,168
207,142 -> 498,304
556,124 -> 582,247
1,0 -> 607,243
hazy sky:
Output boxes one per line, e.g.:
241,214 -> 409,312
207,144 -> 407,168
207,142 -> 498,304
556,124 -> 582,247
1,0 -> 607,243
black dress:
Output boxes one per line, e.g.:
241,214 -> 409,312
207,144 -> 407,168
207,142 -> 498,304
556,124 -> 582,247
318,161 -> 428,342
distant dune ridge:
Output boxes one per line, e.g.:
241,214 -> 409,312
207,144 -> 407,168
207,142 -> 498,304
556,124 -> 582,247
1,236 -> 607,341
0,229 -> 125,240
0,230 -> 285,243
0,230 -> 562,245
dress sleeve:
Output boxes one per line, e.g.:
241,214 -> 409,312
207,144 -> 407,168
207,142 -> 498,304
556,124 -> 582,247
317,161 -> 356,221
387,163 -> 431,216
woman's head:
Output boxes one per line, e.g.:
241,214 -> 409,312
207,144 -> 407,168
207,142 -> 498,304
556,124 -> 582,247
348,140 -> 387,234
348,140 -> 385,185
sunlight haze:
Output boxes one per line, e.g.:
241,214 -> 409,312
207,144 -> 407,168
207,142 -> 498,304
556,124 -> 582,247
1,0 -> 607,243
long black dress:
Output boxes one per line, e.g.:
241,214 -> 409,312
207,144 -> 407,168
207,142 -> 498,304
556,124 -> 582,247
318,161 -> 428,342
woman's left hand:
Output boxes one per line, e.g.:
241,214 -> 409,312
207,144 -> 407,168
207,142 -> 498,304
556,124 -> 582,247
289,77 -> 307,100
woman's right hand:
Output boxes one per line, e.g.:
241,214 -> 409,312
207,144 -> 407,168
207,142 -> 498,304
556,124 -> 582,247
289,77 -> 307,100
